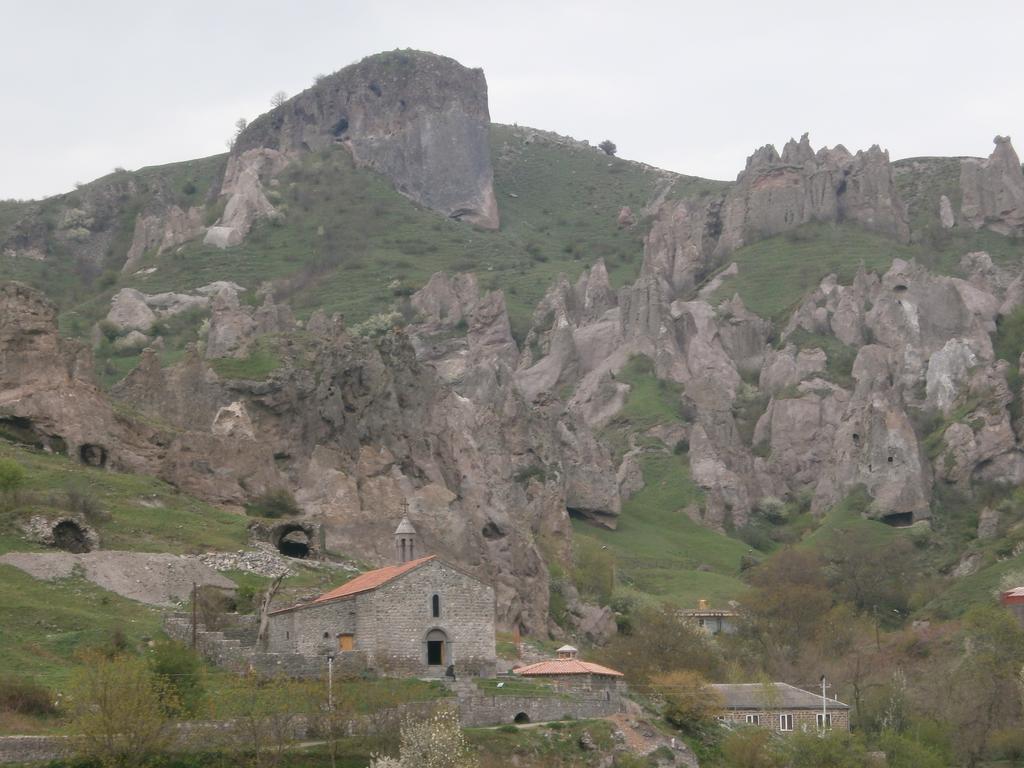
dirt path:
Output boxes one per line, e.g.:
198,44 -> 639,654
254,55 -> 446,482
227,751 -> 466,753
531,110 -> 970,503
0,551 -> 235,605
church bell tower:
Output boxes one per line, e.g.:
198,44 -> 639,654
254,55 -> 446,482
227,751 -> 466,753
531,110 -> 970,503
394,512 -> 417,564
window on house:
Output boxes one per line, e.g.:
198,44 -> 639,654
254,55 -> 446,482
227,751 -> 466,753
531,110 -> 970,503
338,633 -> 354,652
816,713 -> 832,729
432,594 -> 440,618
745,714 -> 760,725
779,714 -> 793,732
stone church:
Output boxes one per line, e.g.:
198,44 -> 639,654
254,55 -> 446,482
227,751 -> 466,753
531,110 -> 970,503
266,517 -> 497,677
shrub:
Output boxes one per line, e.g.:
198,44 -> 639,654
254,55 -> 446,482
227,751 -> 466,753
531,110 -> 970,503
652,670 -> 722,735
69,652 -> 177,766
0,459 -> 26,507
244,489 -> 300,518
513,465 -> 546,484
599,140 -> 617,156
149,640 -> 205,716
878,731 -> 948,768
0,677 -> 57,716
65,486 -> 108,523
721,727 -> 783,768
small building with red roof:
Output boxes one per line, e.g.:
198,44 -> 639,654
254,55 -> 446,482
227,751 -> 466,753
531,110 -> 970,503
265,516 -> 496,678
513,645 -> 626,697
1001,586 -> 1024,627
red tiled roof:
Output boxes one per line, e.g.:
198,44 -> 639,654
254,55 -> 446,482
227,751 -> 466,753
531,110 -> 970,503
513,658 -> 624,677
313,555 -> 435,603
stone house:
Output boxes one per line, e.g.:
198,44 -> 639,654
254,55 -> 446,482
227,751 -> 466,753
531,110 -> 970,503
681,599 -> 738,635
710,683 -> 850,733
265,517 -> 496,678
513,645 -> 626,698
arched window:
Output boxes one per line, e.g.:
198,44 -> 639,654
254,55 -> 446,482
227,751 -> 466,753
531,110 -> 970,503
431,594 -> 440,618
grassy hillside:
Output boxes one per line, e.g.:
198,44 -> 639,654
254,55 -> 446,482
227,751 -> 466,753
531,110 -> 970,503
35,125 -> 711,354
572,451 -> 749,610
0,441 -> 353,690
0,441 -> 246,554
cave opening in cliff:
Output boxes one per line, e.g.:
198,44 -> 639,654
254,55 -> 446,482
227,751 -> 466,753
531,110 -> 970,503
881,512 -> 913,527
0,416 -> 43,449
78,443 -> 107,468
276,528 -> 311,559
52,520 -> 91,553
331,117 -> 349,137
481,521 -> 505,540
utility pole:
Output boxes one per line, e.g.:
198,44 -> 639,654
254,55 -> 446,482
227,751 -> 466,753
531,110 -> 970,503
820,675 -> 829,733
327,653 -> 336,768
191,582 -> 197,649
327,654 -> 335,712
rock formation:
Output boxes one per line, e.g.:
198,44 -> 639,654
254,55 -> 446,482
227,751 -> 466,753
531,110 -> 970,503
124,205 -> 205,272
233,50 -> 499,230
204,149 -> 288,249
715,134 -> 910,255
960,136 -> 1024,235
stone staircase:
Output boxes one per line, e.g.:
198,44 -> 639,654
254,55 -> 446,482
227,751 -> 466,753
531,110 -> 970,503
162,613 -> 343,679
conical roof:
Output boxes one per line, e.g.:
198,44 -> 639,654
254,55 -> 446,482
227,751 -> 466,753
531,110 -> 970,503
394,515 -> 417,535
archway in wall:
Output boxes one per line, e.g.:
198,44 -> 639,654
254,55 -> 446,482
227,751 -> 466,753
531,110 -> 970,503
79,444 -> 107,468
269,523 -> 314,559
425,628 -> 448,667
52,520 -> 91,553
513,712 -> 531,724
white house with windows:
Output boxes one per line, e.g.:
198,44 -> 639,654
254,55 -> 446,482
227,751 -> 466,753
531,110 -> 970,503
710,682 -> 850,733
265,517 -> 497,677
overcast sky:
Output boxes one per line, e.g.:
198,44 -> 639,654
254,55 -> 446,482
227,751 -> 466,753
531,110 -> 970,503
3,0 -> 1022,200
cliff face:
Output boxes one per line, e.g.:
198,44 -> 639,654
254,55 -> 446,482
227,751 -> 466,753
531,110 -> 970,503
106,280 -> 622,636
233,50 -> 499,230
960,135 -> 1024,235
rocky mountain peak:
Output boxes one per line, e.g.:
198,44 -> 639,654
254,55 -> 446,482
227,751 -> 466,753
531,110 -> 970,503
232,49 -> 499,230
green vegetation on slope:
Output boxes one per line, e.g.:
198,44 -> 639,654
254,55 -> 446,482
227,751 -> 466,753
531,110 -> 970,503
0,565 -> 163,688
573,452 -> 747,609
105,125 -> 686,347
0,442 -> 247,555
600,354 -> 684,461
708,217 -> 1024,324
709,222 -> 917,321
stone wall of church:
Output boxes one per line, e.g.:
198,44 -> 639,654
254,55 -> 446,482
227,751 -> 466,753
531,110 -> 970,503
264,559 -> 495,678
366,559 -> 496,677
267,593 -> 369,657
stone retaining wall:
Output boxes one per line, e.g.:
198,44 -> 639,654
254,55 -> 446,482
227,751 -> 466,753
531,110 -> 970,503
449,680 -> 625,727
0,736 -> 72,765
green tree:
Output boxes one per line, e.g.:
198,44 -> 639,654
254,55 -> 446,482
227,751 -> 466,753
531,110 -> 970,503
877,731 -> 947,768
0,459 -> 26,506
595,603 -> 723,683
823,532 -> 912,615
741,548 -> 833,665
221,673 -> 315,768
721,727 -> 784,768
781,730 -> 870,768
943,606 -> 1024,767
652,670 -> 722,735
148,640 -> 205,716
69,652 -> 177,768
